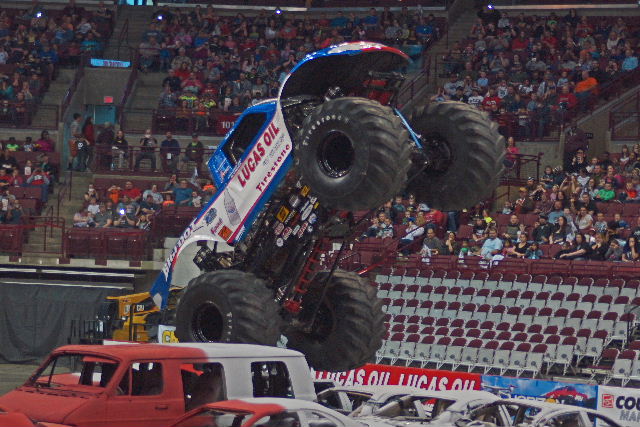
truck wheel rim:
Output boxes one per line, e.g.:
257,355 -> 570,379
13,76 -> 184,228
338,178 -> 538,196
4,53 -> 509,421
317,131 -> 355,178
423,132 -> 453,175
192,302 -> 224,341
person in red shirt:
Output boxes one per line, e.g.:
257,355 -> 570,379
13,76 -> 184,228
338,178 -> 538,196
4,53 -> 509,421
0,168 -> 11,190
26,168 -> 51,203
122,181 -> 142,202
482,88 -> 501,112
511,31 -> 528,51
556,85 -> 577,110
541,30 -> 558,50
9,169 -> 24,187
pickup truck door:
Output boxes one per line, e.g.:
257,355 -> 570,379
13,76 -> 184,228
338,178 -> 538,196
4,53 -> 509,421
104,361 -> 184,427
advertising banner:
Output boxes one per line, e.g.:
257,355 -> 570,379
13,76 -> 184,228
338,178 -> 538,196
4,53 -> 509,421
598,385 -> 640,425
481,375 -> 597,409
313,364 -> 481,391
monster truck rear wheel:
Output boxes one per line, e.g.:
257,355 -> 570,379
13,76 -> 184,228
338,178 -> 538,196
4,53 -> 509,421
296,97 -> 411,211
406,101 -> 505,211
175,270 -> 281,345
285,270 -> 385,371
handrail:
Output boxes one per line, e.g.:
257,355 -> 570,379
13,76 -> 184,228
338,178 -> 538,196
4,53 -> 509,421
117,54 -> 139,126
116,18 -> 130,60
61,54 -> 87,117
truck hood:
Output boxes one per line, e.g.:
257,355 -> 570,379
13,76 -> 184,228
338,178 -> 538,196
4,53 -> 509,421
279,42 -> 408,99
0,388 -> 95,424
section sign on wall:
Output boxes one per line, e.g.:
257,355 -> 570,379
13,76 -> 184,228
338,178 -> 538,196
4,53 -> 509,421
598,385 -> 640,426
313,364 -> 481,391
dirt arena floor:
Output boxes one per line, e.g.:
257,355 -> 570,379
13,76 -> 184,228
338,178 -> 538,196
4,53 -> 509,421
0,364 -> 40,394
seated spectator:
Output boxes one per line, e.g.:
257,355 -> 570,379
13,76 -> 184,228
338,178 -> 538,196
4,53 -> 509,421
173,179 -> 192,206
107,184 -> 121,205
575,206 -> 593,232
93,203 -> 113,228
399,219 -> 424,255
136,214 -> 151,231
511,232 -> 529,258
589,233 -> 610,261
503,214 -> 520,240
443,231 -> 460,256
87,196 -> 100,216
73,208 -> 93,227
593,212 -> 608,234
183,133 -> 204,173
4,199 -> 23,224
619,181 -> 639,202
378,217 -> 394,239
160,132 -> 180,174
420,227 -> 443,258
605,238 -> 624,261
532,214 -> 553,244
140,194 -> 160,215
122,181 -> 142,202
480,228 -> 503,261
139,36 -> 161,72
135,130 -> 158,171
143,184 -> 164,204
550,216 -> 571,244
26,168 -> 50,203
548,201 -> 564,225
115,196 -> 138,228
595,182 -> 615,202
623,236 -> 640,262
524,242 -> 543,259
84,184 -> 99,202
189,191 -> 202,208
557,233 -> 591,260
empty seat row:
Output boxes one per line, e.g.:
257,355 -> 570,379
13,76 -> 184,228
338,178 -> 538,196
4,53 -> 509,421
378,334 -> 588,377
63,229 -> 150,261
381,288 -> 636,314
378,273 -> 640,301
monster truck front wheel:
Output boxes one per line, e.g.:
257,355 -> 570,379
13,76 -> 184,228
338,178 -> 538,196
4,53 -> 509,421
406,101 -> 505,211
296,97 -> 411,211
285,270 -> 385,371
175,270 -> 281,345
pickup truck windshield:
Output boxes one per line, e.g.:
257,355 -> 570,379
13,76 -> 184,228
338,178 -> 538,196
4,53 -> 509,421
29,353 -> 119,389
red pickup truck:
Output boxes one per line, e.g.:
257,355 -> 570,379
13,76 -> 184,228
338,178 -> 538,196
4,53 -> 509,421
0,343 -> 316,427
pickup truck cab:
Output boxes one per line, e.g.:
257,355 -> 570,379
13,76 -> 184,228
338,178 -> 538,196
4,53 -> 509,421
0,343 -> 316,427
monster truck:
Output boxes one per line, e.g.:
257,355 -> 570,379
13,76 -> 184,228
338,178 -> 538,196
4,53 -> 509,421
138,41 -> 504,371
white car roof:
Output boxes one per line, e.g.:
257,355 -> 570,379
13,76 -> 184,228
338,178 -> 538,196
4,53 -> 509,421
163,342 -> 306,358
494,398 -> 601,416
325,385 -> 424,397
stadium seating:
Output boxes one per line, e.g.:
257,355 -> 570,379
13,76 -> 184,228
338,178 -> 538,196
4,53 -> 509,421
376,268 -> 640,379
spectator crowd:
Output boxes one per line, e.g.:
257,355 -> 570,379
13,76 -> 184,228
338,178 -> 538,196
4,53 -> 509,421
364,141 -> 640,266
0,131 -> 58,224
432,9 -> 640,140
0,1 -> 114,125
72,175 -> 217,230
140,5 -> 442,132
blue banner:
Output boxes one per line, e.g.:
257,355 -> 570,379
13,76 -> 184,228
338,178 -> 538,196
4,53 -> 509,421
90,58 -> 131,68
481,375 -> 598,409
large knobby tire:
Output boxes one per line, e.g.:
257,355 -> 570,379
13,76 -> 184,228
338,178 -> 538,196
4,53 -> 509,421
295,97 -> 411,211
406,101 -> 505,211
175,270 -> 281,345
285,270 -> 385,371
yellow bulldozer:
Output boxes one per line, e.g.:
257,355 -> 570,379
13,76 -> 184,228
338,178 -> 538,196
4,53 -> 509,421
96,287 -> 183,342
